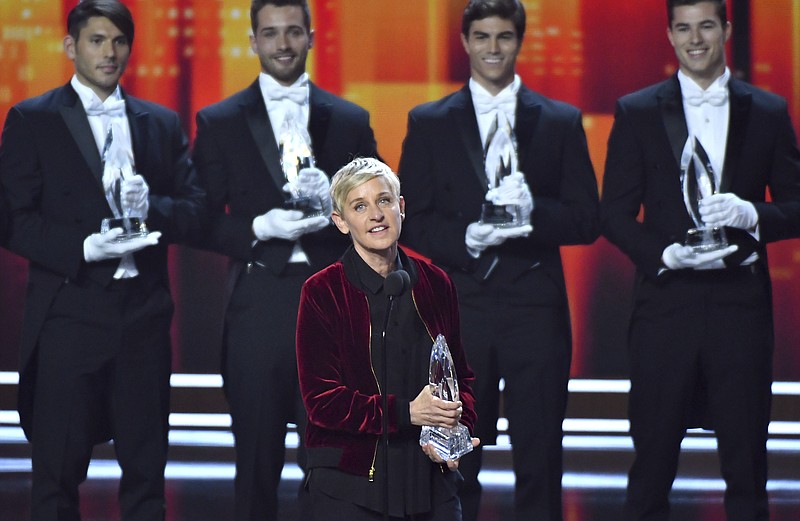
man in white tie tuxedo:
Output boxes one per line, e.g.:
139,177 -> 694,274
0,1 -> 205,519
398,1 -> 599,520
600,1 -> 800,519
191,1 -> 379,519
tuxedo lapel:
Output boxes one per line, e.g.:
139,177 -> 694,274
58,89 -> 104,188
658,76 -> 688,174
124,94 -> 149,176
309,84 -> 331,157
452,87 -> 489,192
242,81 -> 285,190
515,87 -> 542,172
720,79 -> 752,193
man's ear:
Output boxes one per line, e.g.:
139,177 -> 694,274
64,35 -> 76,60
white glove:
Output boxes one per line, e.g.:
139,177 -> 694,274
120,174 -> 149,219
84,229 -> 161,262
661,242 -> 738,271
465,222 -> 533,258
252,208 -> 329,242
485,171 -> 534,224
699,193 -> 758,230
284,167 -> 333,217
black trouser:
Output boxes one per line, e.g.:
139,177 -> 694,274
223,263 -> 312,521
625,267 -> 772,521
31,276 -> 173,521
450,270 -> 572,521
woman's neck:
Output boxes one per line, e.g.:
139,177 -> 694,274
355,244 -> 397,278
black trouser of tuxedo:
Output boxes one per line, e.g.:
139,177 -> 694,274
30,275 -> 173,521
625,265 -> 773,521
449,270 -> 572,521
223,263 -> 312,521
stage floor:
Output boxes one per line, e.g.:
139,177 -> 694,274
2,455 -> 799,521
2,375 -> 798,519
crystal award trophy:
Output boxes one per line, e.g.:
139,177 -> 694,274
419,334 -> 473,461
479,115 -> 525,228
681,136 -> 728,253
278,116 -> 324,218
99,128 -> 148,241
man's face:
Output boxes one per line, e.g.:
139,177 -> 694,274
461,16 -> 520,96
667,1 -> 731,89
250,4 -> 313,86
64,16 -> 130,100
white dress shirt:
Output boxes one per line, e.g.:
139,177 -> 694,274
469,74 -> 521,151
257,72 -> 313,264
71,75 -> 139,278
258,72 -> 310,148
679,67 -> 758,262
679,68 -> 730,188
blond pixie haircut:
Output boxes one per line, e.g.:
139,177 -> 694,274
330,157 -> 401,215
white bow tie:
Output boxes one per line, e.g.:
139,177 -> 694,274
265,84 -> 308,105
473,89 -> 517,117
685,88 -> 728,107
85,98 -> 126,118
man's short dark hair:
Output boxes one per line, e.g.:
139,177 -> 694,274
461,0 -> 526,40
667,0 -> 727,26
67,0 -> 134,46
250,0 -> 311,36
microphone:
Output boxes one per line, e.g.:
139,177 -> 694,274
383,269 -> 410,298
379,268 -> 409,520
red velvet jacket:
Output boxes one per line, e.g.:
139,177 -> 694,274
296,249 -> 476,477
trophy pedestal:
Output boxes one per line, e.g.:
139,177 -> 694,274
685,226 -> 728,254
420,423 -> 473,461
479,202 -> 525,228
284,196 -> 325,219
101,217 -> 149,242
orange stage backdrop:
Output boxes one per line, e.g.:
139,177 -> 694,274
1,0 -> 799,380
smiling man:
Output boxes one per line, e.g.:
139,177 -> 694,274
191,1 -> 379,519
0,1 -> 205,519
398,1 -> 600,520
600,1 -> 800,519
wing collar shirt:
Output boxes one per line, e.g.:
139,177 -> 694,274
258,71 -> 310,148
679,67 -> 730,189
469,74 -> 521,150
71,75 -> 139,278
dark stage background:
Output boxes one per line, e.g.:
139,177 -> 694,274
1,0 -> 799,383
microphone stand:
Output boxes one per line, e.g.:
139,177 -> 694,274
380,293 -> 397,521
379,269 -> 408,521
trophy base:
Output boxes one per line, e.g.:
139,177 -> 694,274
685,226 -> 728,254
101,217 -> 149,242
420,423 -> 473,461
284,197 -> 325,219
479,202 -> 525,228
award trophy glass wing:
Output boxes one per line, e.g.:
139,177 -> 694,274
479,115 -> 525,228
419,334 -> 473,461
681,136 -> 728,252
99,127 -> 148,241
278,115 -> 324,218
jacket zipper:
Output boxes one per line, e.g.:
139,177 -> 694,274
410,288 -> 435,345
